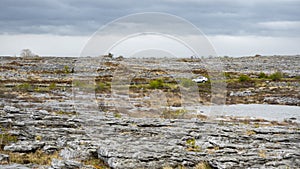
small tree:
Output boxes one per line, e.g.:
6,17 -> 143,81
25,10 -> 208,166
255,54 -> 261,57
108,53 -> 113,58
20,49 -> 35,58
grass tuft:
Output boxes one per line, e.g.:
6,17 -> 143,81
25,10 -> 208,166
239,74 -> 252,82
194,162 -> 213,169
0,133 -> 18,150
186,138 -> 201,152
162,109 -> 187,119
269,71 -> 283,81
83,157 -> 110,169
149,79 -> 164,89
246,130 -> 256,136
3,150 -> 59,165
55,110 -> 77,116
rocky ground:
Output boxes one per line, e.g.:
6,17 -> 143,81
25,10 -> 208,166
0,55 -> 299,168
0,106 -> 299,169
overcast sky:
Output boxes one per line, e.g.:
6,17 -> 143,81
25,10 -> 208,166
0,0 -> 299,57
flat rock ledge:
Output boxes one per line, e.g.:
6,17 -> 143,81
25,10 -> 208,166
0,106 -> 299,169
86,116 -> 300,169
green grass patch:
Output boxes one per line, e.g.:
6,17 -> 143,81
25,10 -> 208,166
179,78 -> 194,88
95,82 -> 111,92
258,72 -> 268,79
238,74 -> 252,82
49,82 -> 57,90
34,87 -> 51,92
114,112 -> 122,118
1,150 -> 59,165
149,79 -> 164,89
0,133 -> 18,150
186,138 -> 201,152
55,110 -> 77,116
83,157 -> 110,169
17,83 -> 34,91
64,65 -> 73,74
163,83 -> 178,90
129,83 -> 147,89
73,80 -> 95,90
162,109 -> 187,119
269,71 -> 283,81
224,72 -> 232,79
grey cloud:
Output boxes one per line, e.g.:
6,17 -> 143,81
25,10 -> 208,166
0,0 -> 299,36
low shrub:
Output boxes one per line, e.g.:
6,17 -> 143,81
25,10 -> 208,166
149,79 -> 164,89
224,72 -> 232,79
238,74 -> 251,82
114,113 -> 122,118
17,83 -> 34,91
95,82 -> 110,92
258,72 -> 268,78
179,78 -> 194,88
35,135 -> 42,141
186,138 -> 201,152
49,82 -> 57,90
269,71 -> 283,81
64,65 -> 71,74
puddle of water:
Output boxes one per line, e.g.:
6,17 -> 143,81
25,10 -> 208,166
191,104 -> 300,123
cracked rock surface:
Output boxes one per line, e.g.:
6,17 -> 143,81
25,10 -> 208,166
0,56 -> 299,168
0,107 -> 299,169
85,115 -> 300,169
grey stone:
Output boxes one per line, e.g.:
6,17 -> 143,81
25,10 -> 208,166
51,159 -> 82,169
0,154 -> 9,164
0,164 -> 45,169
38,110 -> 50,115
60,147 -> 81,160
3,106 -> 20,113
264,97 -> 300,105
4,141 -> 45,153
230,90 -> 254,97
42,145 -> 58,154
